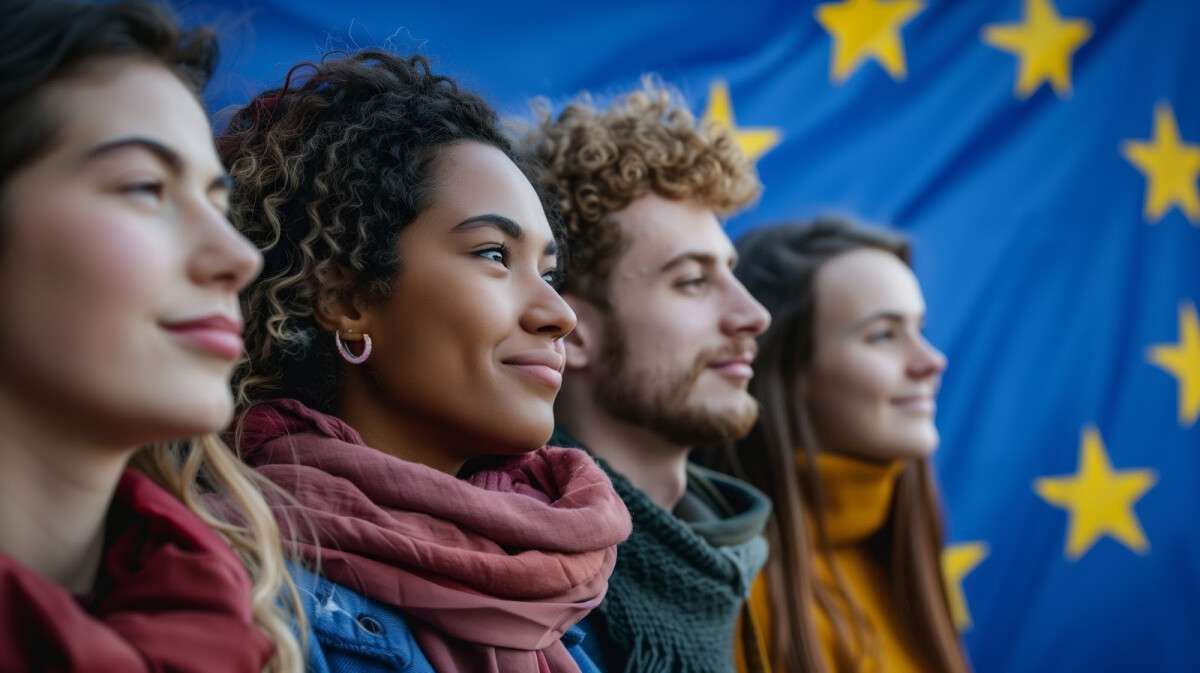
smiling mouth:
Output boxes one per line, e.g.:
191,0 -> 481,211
708,360 -> 754,380
892,396 -> 936,415
161,315 -> 243,361
504,363 -> 563,389
500,350 -> 566,391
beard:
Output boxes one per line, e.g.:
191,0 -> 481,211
593,320 -> 759,447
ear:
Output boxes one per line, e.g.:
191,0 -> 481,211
562,293 -> 606,371
313,273 -> 374,339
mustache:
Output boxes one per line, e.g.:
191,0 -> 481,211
689,338 -> 759,380
702,338 -> 758,364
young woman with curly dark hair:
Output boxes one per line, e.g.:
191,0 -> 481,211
219,51 -> 631,673
0,1 -> 302,671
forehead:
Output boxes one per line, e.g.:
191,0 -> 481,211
429,142 -> 551,240
814,248 -> 925,327
610,193 -> 734,274
42,59 -> 216,169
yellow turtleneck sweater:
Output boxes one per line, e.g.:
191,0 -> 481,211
737,452 -> 930,673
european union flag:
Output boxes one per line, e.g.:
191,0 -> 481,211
182,1 -> 1200,670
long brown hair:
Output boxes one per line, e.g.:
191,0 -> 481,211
727,218 -> 970,673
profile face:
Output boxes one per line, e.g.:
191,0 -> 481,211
591,194 -> 771,447
361,141 -> 575,453
806,248 -> 947,461
0,60 -> 262,446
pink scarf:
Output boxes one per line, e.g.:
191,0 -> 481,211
0,470 -> 272,672
238,399 -> 631,673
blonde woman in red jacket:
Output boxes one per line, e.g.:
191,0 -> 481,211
0,2 -> 301,670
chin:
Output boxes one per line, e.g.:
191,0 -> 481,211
478,407 -> 554,452
692,393 -> 760,437
897,431 -> 939,459
151,388 -> 235,440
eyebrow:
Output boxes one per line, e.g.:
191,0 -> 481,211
453,213 -> 558,256
850,310 -> 925,330
659,250 -> 737,274
84,136 -> 233,192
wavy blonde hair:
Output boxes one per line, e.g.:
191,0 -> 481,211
0,2 -> 304,670
516,78 -> 762,307
130,436 -> 304,673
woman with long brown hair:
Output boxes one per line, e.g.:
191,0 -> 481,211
725,218 -> 971,673
0,1 -> 301,670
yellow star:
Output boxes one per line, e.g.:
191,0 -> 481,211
814,0 -> 925,83
982,0 -> 1092,98
941,542 -> 988,631
1147,301 -> 1200,426
1122,103 -> 1200,224
701,80 -> 781,163
1034,426 -> 1157,560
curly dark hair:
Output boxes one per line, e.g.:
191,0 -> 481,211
517,79 -> 762,308
221,51 -> 560,412
0,0 -> 216,192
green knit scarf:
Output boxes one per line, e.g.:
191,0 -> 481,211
591,456 -> 770,673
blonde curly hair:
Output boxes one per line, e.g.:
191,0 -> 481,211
517,79 -> 762,307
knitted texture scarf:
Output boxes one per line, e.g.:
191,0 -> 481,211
590,456 -> 770,673
238,399 -> 632,673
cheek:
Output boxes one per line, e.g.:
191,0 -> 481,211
375,265 -> 532,444
618,297 -> 709,367
0,194 -> 226,440
375,268 -> 554,450
11,201 -> 166,356
810,349 -> 899,428
379,269 -> 512,381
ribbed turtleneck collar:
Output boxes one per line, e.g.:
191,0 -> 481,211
800,451 -> 906,546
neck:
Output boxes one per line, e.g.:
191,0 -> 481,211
0,391 -> 132,594
558,390 -> 690,510
338,369 -> 472,475
806,450 -> 906,545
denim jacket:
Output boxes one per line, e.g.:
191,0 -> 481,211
291,565 -> 600,673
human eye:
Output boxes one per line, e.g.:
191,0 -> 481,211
210,187 -> 231,218
674,275 -> 709,292
120,180 -> 165,206
866,326 -> 899,343
473,244 -> 510,266
541,267 -> 563,290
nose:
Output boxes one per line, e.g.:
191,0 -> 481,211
520,276 -> 577,340
188,206 -> 263,293
908,333 -> 947,379
719,275 -> 772,338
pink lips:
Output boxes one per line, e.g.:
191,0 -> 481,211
708,355 -> 755,380
892,395 -> 936,415
162,314 -> 244,361
501,350 -> 565,390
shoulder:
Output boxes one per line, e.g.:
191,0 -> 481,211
290,564 -> 435,673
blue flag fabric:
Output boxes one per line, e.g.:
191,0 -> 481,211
182,1 -> 1200,670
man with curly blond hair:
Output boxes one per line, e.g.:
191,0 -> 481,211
520,82 -> 774,673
